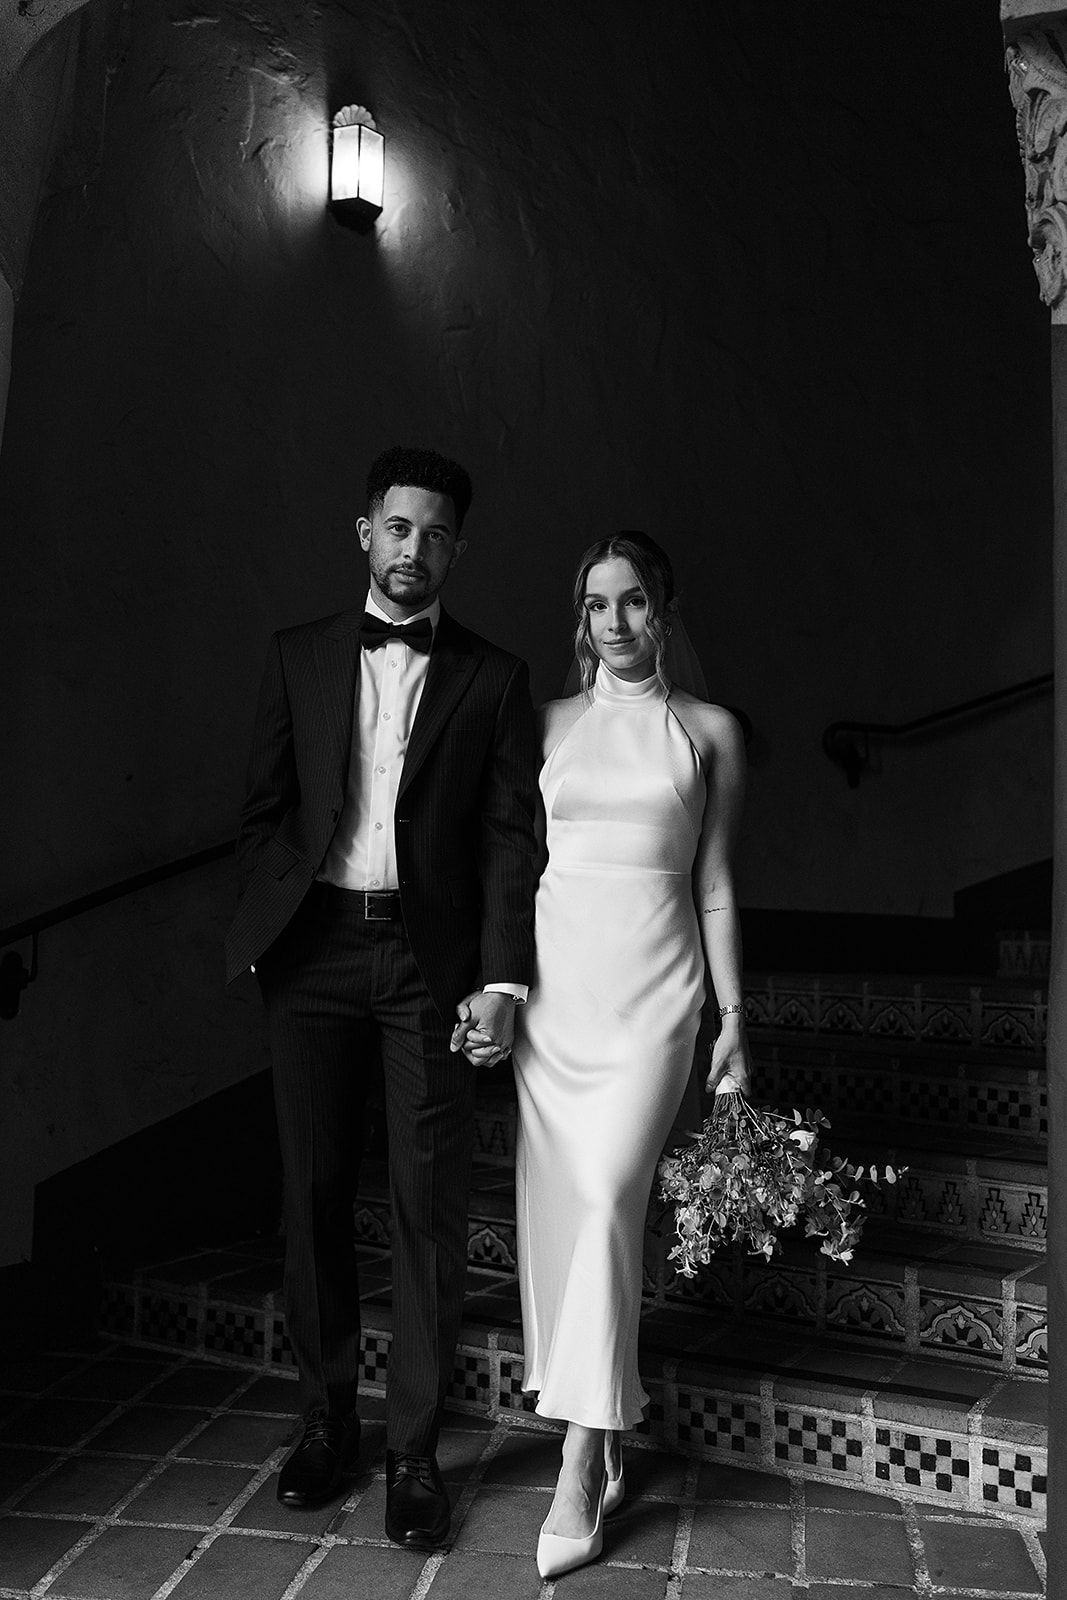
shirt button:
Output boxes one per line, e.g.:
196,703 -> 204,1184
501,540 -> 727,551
374,821 -> 384,831
382,711 -> 391,721
370,879 -> 381,888
389,659 -> 398,668
377,766 -> 386,775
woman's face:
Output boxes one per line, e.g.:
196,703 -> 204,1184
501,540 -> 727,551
583,556 -> 656,681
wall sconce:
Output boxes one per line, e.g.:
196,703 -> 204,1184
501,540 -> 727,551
330,105 -> 384,231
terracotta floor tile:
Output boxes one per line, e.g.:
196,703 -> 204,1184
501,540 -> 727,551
540,1565 -> 670,1598
296,1543 -> 430,1600
229,1374 -> 302,1414
55,1358 -> 173,1402
147,1366 -> 253,1408
921,1518 -> 1043,1593
50,1524 -> 198,1599
167,1530 -> 310,1598
451,1484 -> 550,1554
805,1481 -> 901,1512
0,1352 -> 92,1394
229,1473 -> 351,1535
480,1430 -> 563,1486
92,1404 -> 209,1456
423,1550 -> 546,1599
601,1499 -> 679,1565
0,1514 -> 92,1588
688,1503 -> 793,1573
0,1445 -> 57,1500
121,1460 -> 256,1524
0,1397 -> 115,1448
180,1412 -> 293,1464
618,1443 -> 689,1500
681,1580 -> 793,1599
695,1463 -> 790,1504
804,1509 -> 915,1585
12,1452 -> 152,1516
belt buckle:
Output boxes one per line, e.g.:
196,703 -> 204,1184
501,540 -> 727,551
364,892 -> 394,921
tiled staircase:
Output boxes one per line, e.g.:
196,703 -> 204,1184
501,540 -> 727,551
100,974 -> 1048,1527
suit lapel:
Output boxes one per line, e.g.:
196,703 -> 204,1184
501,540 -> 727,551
315,610 -> 363,774
399,609 -> 480,799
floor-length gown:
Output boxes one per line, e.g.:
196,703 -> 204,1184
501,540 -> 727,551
513,662 -> 707,1429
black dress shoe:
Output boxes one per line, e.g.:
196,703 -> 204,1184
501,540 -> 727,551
277,1409 -> 361,1507
385,1450 -> 451,1548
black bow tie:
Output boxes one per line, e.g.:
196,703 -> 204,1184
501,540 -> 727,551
359,615 -> 433,653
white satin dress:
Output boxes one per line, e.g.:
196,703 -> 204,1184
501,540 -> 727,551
513,663 -> 707,1429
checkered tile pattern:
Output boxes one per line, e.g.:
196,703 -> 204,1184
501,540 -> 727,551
204,1306 -> 266,1361
99,1283 -> 136,1339
633,1382 -> 666,1439
497,1359 -> 538,1414
967,1082 -> 1035,1130
899,1075 -> 961,1122
139,1292 -> 199,1348
449,1351 -> 492,1405
359,1330 -> 390,1386
679,1391 -> 762,1456
775,1409 -> 863,1474
270,1315 -> 295,1368
981,1446 -> 1048,1511
875,1426 -> 970,1496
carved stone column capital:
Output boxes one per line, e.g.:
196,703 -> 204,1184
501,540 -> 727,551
1007,26 -> 1067,320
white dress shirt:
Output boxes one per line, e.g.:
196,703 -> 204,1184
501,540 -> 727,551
319,593 -> 526,1003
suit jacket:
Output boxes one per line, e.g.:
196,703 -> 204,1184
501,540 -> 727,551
225,605 -> 540,1016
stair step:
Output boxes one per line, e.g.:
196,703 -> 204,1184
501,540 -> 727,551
98,1239 -> 1047,1523
346,1154 -> 1047,1379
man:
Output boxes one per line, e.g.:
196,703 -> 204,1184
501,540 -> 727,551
226,446 -> 538,1548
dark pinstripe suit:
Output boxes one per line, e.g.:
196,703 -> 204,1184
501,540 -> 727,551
226,606 -> 539,1449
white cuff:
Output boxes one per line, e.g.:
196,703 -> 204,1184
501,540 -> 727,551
483,983 -> 528,1003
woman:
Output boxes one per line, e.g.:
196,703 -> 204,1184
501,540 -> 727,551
512,531 -> 751,1577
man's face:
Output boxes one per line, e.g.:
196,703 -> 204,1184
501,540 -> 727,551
357,484 -> 466,619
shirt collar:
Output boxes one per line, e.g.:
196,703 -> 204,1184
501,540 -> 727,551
364,592 -> 441,632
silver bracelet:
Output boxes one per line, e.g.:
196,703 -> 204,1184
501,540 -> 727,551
718,1003 -> 746,1019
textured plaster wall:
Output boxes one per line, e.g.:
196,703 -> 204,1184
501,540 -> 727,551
0,0 -> 1053,1262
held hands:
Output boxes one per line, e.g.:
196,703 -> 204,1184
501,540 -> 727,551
450,990 -> 516,1068
705,1013 -> 752,1097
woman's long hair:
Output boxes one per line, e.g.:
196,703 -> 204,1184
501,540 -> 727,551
571,530 -> 675,696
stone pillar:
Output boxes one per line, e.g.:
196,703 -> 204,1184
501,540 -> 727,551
1003,7 -> 1067,1585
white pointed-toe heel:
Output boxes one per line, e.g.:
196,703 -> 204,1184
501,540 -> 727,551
536,1473 -> 607,1579
603,1430 -> 625,1517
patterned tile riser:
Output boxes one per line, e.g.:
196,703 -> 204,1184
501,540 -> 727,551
647,1239 -> 1047,1374
98,1283 -> 1046,1520
744,981 -> 1047,1053
353,1199 -> 518,1274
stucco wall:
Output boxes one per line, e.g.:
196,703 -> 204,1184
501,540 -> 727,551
0,0 -> 1053,1262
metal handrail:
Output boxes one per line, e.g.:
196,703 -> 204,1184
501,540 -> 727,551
823,672 -> 1054,787
0,840 -> 234,1019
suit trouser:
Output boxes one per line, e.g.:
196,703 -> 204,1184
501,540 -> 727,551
257,881 -> 475,1455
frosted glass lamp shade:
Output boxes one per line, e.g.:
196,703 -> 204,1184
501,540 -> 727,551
330,111 -> 384,229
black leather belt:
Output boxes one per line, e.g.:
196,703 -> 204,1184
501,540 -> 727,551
313,883 -> 403,920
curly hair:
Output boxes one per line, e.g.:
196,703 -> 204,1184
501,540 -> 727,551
365,446 -> 473,529
571,530 -> 675,696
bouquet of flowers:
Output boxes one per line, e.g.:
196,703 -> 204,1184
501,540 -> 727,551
657,1091 -> 904,1275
